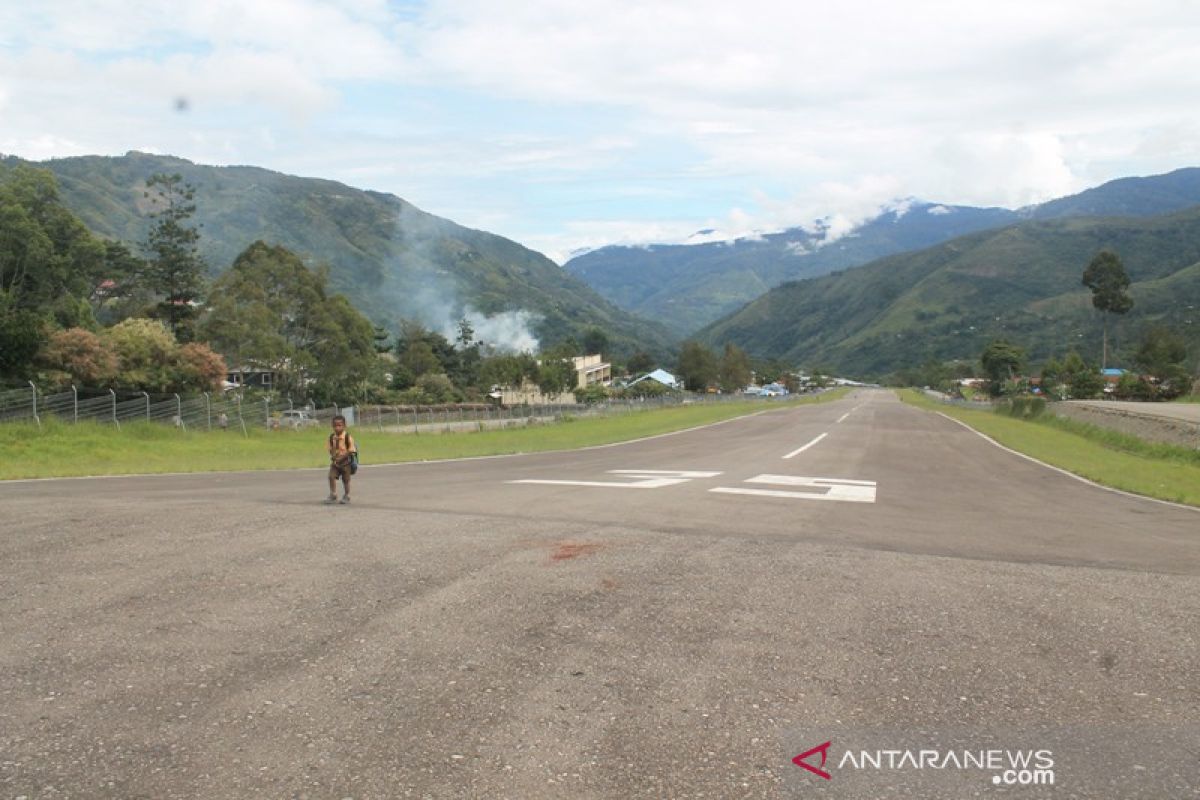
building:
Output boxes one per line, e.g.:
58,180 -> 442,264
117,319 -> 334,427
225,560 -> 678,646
572,354 -> 612,389
627,369 -> 681,390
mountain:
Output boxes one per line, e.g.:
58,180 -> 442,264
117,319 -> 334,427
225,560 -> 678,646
3,152 -> 675,358
565,168 -> 1200,337
695,206 -> 1200,378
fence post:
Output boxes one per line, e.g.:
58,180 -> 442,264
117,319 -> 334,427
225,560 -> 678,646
110,389 -> 120,430
204,392 -> 211,431
174,393 -> 184,431
236,394 -> 247,437
71,384 -> 78,424
142,391 -> 150,421
29,381 -> 41,429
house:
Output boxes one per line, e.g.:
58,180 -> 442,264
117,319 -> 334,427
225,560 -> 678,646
1101,368 -> 1127,393
226,366 -> 277,390
572,354 -> 612,389
627,369 -> 681,390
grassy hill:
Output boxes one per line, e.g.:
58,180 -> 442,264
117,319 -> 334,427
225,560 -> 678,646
696,207 -> 1200,377
4,152 -> 675,358
565,168 -> 1200,337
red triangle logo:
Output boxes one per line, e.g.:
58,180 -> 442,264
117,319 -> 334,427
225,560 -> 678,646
793,740 -> 833,780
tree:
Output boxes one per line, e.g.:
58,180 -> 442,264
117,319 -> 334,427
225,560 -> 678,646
0,167 -> 107,377
36,327 -> 118,388
201,241 -> 374,400
172,342 -> 227,392
1060,352 -> 1102,399
142,173 -> 205,339
1133,326 -> 1190,399
1081,249 -> 1133,370
581,327 -> 610,358
718,343 -> 752,393
480,353 -> 539,389
536,356 -> 576,396
106,317 -> 179,391
980,339 -> 1024,395
1038,357 -> 1063,399
626,351 -> 655,376
677,341 -> 718,391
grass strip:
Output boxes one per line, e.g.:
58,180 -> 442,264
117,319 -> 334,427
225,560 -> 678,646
0,390 -> 848,480
899,389 -> 1200,507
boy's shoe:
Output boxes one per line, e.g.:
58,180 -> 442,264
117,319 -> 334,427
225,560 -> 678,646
324,494 -> 337,504
339,495 -> 351,504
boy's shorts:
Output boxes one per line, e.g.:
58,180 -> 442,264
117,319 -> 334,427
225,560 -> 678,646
329,460 -> 352,481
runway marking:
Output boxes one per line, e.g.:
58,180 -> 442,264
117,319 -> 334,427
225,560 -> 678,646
509,469 -> 722,489
711,474 -> 876,503
783,433 -> 828,459
836,412 -> 852,423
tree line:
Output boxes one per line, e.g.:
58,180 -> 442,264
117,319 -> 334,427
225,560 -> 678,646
2,164 -> 801,404
903,249 -> 1193,400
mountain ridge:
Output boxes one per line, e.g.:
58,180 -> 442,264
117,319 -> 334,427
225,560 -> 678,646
3,151 -> 676,358
565,168 -> 1200,336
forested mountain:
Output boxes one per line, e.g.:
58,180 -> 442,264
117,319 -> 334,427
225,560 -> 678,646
565,168 -> 1200,337
3,152 -> 674,358
695,206 -> 1200,378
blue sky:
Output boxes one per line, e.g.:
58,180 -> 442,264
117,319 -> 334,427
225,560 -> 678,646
3,1 -> 1200,262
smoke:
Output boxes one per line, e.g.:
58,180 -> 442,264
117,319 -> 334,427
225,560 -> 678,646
399,275 -> 541,354
385,205 -> 543,353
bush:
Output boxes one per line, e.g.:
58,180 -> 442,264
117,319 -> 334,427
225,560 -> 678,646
995,396 -> 1047,419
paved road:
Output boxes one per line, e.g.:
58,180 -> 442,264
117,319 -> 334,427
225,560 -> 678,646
2,390 -> 1197,798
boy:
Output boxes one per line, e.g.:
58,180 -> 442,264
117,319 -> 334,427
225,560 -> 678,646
325,414 -> 357,504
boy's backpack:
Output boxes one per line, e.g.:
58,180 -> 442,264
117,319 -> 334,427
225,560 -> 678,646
331,431 -> 360,474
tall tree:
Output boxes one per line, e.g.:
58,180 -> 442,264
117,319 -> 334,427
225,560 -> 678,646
142,173 -> 205,339
677,341 -> 718,391
0,166 -> 106,377
1081,249 -> 1134,370
718,342 -> 752,392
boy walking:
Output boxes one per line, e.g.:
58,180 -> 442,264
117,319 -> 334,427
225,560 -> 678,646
326,414 -> 357,504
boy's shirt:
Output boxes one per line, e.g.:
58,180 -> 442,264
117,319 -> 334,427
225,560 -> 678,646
329,431 -> 356,464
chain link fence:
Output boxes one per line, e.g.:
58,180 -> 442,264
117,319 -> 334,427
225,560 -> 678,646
0,382 -> 794,436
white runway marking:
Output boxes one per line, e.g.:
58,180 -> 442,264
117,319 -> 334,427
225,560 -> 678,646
510,469 -> 722,489
783,433 -> 828,459
711,474 -> 876,503
836,412 -> 851,423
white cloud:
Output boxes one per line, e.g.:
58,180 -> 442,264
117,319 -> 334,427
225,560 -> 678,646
3,0 -> 1200,257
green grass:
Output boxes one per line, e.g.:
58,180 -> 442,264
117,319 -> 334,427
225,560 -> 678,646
0,390 -> 848,480
899,389 -> 1200,506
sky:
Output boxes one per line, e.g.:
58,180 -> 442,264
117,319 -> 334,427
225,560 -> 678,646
3,0 -> 1200,263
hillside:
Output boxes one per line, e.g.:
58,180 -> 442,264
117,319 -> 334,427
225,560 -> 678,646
695,207 -> 1200,378
565,168 -> 1200,337
3,152 -> 675,358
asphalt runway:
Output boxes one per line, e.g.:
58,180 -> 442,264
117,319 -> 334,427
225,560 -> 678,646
2,389 -> 1197,798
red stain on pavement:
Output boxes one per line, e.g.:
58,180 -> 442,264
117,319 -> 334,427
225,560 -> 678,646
549,543 -> 602,562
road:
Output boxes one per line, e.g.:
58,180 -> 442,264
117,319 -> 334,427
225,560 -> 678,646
2,389 -> 1197,798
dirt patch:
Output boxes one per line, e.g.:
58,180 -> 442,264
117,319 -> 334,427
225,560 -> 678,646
1052,404 -> 1200,449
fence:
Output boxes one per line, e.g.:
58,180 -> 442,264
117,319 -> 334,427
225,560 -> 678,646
0,383 -> 323,435
0,382 -> 795,437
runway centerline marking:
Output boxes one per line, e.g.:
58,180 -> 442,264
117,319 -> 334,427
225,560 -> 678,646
783,433 -> 828,459
711,474 -> 877,503
509,469 -> 723,489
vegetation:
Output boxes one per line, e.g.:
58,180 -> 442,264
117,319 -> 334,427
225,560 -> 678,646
697,203 -> 1200,379
567,167 -> 1200,337
6,151 -> 676,360
1081,249 -> 1133,369
141,173 -> 205,338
